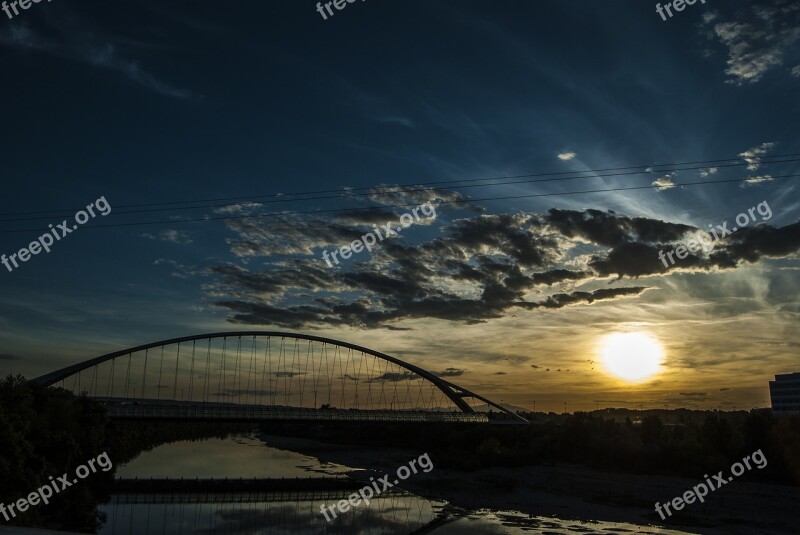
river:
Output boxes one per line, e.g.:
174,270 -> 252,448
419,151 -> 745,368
99,434 -> 696,534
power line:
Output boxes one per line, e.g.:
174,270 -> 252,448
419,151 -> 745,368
1,152 -> 798,219
1,173 -> 797,235
2,156 -> 799,223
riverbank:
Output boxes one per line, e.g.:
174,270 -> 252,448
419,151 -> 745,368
259,432 -> 799,534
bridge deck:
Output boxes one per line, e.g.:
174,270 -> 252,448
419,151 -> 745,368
104,401 -> 491,423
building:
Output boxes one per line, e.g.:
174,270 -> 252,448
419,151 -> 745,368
769,372 -> 800,416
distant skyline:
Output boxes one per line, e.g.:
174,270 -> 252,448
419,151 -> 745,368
1,0 -> 799,412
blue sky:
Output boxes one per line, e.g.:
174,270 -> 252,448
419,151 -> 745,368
1,0 -> 799,411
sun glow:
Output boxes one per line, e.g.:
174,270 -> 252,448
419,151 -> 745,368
599,332 -> 664,382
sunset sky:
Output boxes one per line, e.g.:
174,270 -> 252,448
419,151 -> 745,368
1,0 -> 798,412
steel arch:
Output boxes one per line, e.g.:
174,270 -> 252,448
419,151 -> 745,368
31,331 -> 525,421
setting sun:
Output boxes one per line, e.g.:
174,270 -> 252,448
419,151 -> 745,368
599,332 -> 664,382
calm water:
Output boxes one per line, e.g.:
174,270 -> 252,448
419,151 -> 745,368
114,435 -> 353,478
99,435 -> 696,534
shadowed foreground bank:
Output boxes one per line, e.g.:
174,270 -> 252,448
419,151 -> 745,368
0,376 -> 249,532
260,409 -> 800,484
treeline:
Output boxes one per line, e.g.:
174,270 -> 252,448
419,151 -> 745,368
0,375 -> 249,532
0,375 -> 113,532
262,410 -> 800,485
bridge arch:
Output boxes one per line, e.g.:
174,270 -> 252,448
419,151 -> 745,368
33,332 -> 525,422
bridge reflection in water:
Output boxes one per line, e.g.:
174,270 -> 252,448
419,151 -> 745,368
100,478 -> 448,534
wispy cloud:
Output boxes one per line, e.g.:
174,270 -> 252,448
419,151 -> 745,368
742,174 -> 774,186
739,142 -> 776,170
703,1 -> 800,84
557,152 -> 577,161
373,115 -> 415,128
700,167 -> 718,177
143,230 -> 194,244
0,25 -> 195,99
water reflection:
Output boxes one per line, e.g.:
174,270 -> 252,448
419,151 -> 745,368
100,493 -> 438,534
100,499 -> 696,535
427,509 -> 697,534
102,435 -> 696,535
116,435 -> 353,479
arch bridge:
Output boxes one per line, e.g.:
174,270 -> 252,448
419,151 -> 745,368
33,332 -> 527,424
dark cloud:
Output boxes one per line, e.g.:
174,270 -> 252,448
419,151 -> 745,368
216,389 -> 278,398
434,368 -> 466,377
334,207 -> 406,225
0,353 -> 21,361
531,269 -> 590,286
709,221 -> 800,268
545,208 -> 693,247
205,203 -> 800,329
590,221 -> 800,278
679,392 -> 708,398
517,287 -> 650,309
366,371 -> 419,383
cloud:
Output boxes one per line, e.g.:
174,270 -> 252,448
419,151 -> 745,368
557,152 -> 577,161
0,353 -> 22,361
206,205 -> 800,329
363,184 -> 482,212
525,287 -> 651,309
651,176 -> 677,191
366,371 -> 419,383
153,258 -> 203,279
545,208 -> 693,247
0,25 -> 195,99
142,230 -> 194,244
214,202 -> 264,215
434,368 -> 466,377
273,371 -> 304,378
720,387 -> 732,391
679,392 -> 708,397
739,142 -> 776,170
792,65 -> 800,77
742,174 -> 774,186
700,167 -> 718,177
216,389 -> 278,398
703,1 -> 800,84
